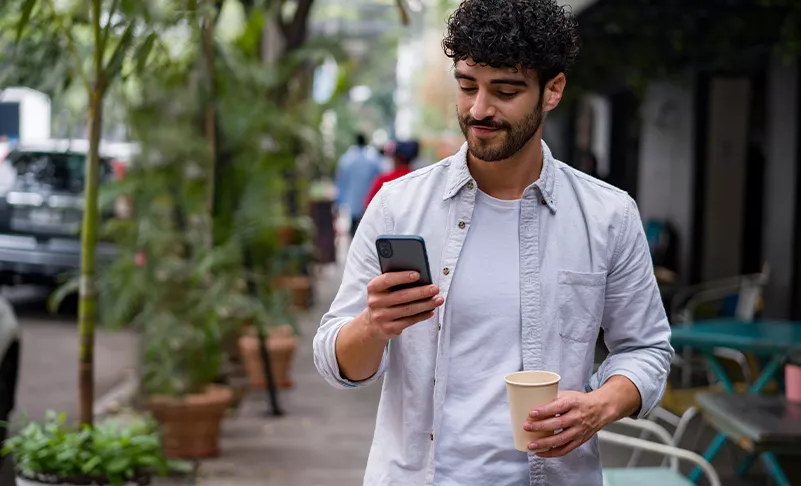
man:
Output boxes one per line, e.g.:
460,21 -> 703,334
335,133 -> 383,239
314,0 -> 673,484
363,140 -> 419,209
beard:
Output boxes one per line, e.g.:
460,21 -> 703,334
458,99 -> 544,162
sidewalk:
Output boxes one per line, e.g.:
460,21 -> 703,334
188,262 -> 380,486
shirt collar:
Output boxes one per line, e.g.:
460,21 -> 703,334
442,140 -> 558,213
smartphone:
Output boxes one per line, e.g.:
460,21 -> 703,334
375,235 -> 433,290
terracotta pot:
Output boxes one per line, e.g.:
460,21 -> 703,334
276,275 -> 313,309
786,364 -> 801,403
148,384 -> 233,459
238,327 -> 298,390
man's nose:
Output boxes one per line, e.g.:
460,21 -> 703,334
470,90 -> 497,121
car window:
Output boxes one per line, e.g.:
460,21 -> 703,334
1,151 -> 112,192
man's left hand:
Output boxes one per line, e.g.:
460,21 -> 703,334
524,390 -> 613,458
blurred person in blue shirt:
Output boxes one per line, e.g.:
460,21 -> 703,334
335,133 -> 384,239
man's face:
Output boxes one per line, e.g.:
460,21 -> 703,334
454,60 -> 547,162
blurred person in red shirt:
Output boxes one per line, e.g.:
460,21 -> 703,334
363,140 -> 420,209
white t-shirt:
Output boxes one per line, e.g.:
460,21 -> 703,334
434,190 -> 529,485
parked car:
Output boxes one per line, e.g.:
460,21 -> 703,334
0,295 -> 19,447
0,139 -> 135,288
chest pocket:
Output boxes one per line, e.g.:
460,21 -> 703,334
556,270 -> 607,343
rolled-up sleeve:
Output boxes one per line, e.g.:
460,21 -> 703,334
589,195 -> 675,418
313,188 -> 391,389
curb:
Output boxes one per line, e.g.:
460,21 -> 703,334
93,369 -> 138,419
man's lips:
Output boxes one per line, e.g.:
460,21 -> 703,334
470,126 -> 501,137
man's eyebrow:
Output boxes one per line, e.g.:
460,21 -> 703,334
490,78 -> 528,87
453,71 -> 528,87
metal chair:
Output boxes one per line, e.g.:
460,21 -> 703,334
601,418 -> 721,486
626,263 -> 770,469
670,262 -> 770,388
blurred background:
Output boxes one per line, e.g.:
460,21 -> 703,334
0,0 -> 800,485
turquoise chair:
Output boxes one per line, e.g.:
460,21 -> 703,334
601,418 -> 721,486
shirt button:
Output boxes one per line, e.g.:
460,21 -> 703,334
437,323 -> 442,331
430,433 -> 434,441
541,198 -> 548,205
443,267 -> 450,276
467,181 -> 475,190
458,221 -> 466,229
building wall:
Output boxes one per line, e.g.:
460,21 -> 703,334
701,77 -> 752,282
762,57 -> 799,318
636,80 -> 695,282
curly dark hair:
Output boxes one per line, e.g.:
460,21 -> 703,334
442,0 -> 581,89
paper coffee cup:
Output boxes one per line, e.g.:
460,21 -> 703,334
504,370 -> 560,453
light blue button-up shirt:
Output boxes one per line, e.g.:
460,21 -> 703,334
314,141 -> 674,486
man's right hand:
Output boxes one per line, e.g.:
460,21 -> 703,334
364,271 -> 444,342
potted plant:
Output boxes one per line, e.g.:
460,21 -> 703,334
2,412 -> 166,486
275,217 -> 317,310
238,291 -> 300,390
98,191 -> 268,458
94,66 -> 274,458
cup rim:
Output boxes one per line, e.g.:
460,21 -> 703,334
504,370 -> 561,387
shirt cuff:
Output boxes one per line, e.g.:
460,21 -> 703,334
591,364 -> 664,419
314,318 -> 389,389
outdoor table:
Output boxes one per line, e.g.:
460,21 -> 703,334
670,319 -> 801,486
694,393 -> 801,485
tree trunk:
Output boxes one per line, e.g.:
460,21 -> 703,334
79,85 -> 104,428
79,0 -> 105,429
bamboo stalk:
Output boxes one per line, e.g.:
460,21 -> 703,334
78,0 -> 106,429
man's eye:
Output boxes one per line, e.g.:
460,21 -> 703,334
498,92 -> 517,98
459,86 -> 477,93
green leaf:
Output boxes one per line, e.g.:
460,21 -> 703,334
135,454 -> 159,467
104,22 -> 135,80
167,459 -> 194,475
134,33 -> 158,74
81,455 -> 102,474
48,276 -> 80,314
106,456 -> 131,474
16,0 -> 38,45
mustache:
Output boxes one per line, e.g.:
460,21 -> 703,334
462,116 -> 511,130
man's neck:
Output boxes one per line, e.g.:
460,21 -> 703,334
467,135 -> 544,200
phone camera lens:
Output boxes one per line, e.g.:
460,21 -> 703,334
378,241 -> 393,258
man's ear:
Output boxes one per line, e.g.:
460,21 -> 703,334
543,73 -> 566,112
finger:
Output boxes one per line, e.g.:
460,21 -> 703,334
385,296 -> 444,321
530,394 -> 577,420
527,427 -> 581,453
382,284 -> 441,307
386,311 -> 435,334
535,438 -> 585,458
525,410 -> 579,434
368,271 -> 420,293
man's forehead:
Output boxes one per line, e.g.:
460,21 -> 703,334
454,59 -> 536,83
